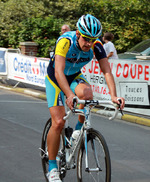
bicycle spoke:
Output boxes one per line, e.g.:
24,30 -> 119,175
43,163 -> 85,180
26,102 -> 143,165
90,137 -> 102,170
89,172 -> 100,182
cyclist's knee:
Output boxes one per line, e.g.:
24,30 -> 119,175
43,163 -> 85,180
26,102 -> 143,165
78,87 -> 93,100
52,118 -> 65,133
83,91 -> 93,100
49,106 -> 65,133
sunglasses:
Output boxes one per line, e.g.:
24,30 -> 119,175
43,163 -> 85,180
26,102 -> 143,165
80,33 -> 97,43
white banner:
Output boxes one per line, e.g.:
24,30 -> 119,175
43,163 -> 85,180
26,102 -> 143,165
7,53 -> 49,87
82,59 -> 150,109
6,53 -> 150,116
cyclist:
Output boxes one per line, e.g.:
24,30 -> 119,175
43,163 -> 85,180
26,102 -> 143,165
45,14 -> 125,182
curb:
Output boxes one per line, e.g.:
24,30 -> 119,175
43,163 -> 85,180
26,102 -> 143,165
0,84 -> 150,127
0,85 -> 47,100
91,108 -> 150,127
122,114 -> 150,127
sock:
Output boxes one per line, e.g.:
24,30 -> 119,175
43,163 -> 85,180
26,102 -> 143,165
75,120 -> 83,130
48,160 -> 58,172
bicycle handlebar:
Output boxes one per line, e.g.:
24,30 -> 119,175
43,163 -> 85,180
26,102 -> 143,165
63,97 -> 120,121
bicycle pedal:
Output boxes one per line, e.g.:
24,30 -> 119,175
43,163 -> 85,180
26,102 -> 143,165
39,148 -> 48,158
72,165 -> 76,169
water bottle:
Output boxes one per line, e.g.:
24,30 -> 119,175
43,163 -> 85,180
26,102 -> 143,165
71,130 -> 80,147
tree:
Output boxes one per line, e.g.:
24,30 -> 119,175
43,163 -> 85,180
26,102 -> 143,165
18,16 -> 64,57
0,0 -> 149,56
0,0 -> 45,47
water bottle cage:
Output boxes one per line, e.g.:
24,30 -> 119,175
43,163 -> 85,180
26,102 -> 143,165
65,127 -> 73,148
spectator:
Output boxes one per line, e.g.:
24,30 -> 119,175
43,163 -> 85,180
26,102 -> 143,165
49,25 -> 71,58
103,32 -> 118,59
61,24 -> 70,35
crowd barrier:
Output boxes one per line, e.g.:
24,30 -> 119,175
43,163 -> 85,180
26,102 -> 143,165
0,48 -> 150,117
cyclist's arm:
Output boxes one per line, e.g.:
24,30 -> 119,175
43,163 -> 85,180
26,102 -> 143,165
98,57 -> 117,98
93,41 -> 125,109
99,58 -> 125,109
55,55 -> 74,97
55,38 -> 75,109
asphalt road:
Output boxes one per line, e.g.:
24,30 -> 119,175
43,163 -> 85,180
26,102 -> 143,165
0,88 -> 150,182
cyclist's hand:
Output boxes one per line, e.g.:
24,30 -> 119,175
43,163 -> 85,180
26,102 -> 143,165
111,96 -> 125,110
65,94 -> 76,110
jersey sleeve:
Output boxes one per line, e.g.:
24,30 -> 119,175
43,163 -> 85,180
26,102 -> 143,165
55,38 -> 70,57
92,40 -> 107,61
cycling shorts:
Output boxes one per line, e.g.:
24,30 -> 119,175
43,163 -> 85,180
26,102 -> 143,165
45,67 -> 88,108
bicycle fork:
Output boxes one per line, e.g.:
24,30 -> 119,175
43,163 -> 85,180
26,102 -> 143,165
84,129 -> 102,172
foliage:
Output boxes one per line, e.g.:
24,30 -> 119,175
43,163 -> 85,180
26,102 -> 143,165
39,0 -> 150,53
0,0 -> 64,57
99,0 -> 150,52
18,16 -> 64,57
0,0 -> 45,47
0,0 -> 149,56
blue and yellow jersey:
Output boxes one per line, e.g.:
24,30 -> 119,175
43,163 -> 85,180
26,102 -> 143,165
47,31 -> 106,76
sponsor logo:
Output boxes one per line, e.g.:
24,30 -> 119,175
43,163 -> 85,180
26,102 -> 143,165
67,57 -> 90,64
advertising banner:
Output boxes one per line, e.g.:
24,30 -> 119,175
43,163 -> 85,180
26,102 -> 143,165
6,53 -> 150,116
7,53 -> 49,87
82,59 -> 150,112
0,49 -> 7,75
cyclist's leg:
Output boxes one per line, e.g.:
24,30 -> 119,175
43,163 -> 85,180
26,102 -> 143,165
47,106 -> 65,160
45,75 -> 65,173
76,82 -> 93,124
70,73 -> 93,124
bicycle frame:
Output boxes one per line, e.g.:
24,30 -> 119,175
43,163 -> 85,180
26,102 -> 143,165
60,108 -> 85,168
61,97 -> 119,171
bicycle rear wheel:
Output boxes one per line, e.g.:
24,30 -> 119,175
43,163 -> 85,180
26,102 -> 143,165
41,118 -> 51,182
77,128 -> 111,182
41,118 -> 66,181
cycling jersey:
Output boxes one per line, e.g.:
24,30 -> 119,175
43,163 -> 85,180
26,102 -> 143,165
47,31 -> 106,77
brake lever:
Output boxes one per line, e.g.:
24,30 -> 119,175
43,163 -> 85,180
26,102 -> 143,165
117,98 -> 124,116
72,96 -> 78,113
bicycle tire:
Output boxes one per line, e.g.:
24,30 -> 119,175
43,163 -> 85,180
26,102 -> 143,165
41,118 -> 66,181
77,128 -> 111,182
41,118 -> 52,182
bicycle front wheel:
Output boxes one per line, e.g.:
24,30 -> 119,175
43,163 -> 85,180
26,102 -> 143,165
77,129 -> 111,182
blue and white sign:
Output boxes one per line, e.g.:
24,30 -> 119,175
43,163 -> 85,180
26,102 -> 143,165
0,49 -> 7,75
7,53 -> 49,87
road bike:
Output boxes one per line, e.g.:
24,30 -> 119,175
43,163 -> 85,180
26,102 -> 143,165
40,97 -> 120,182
